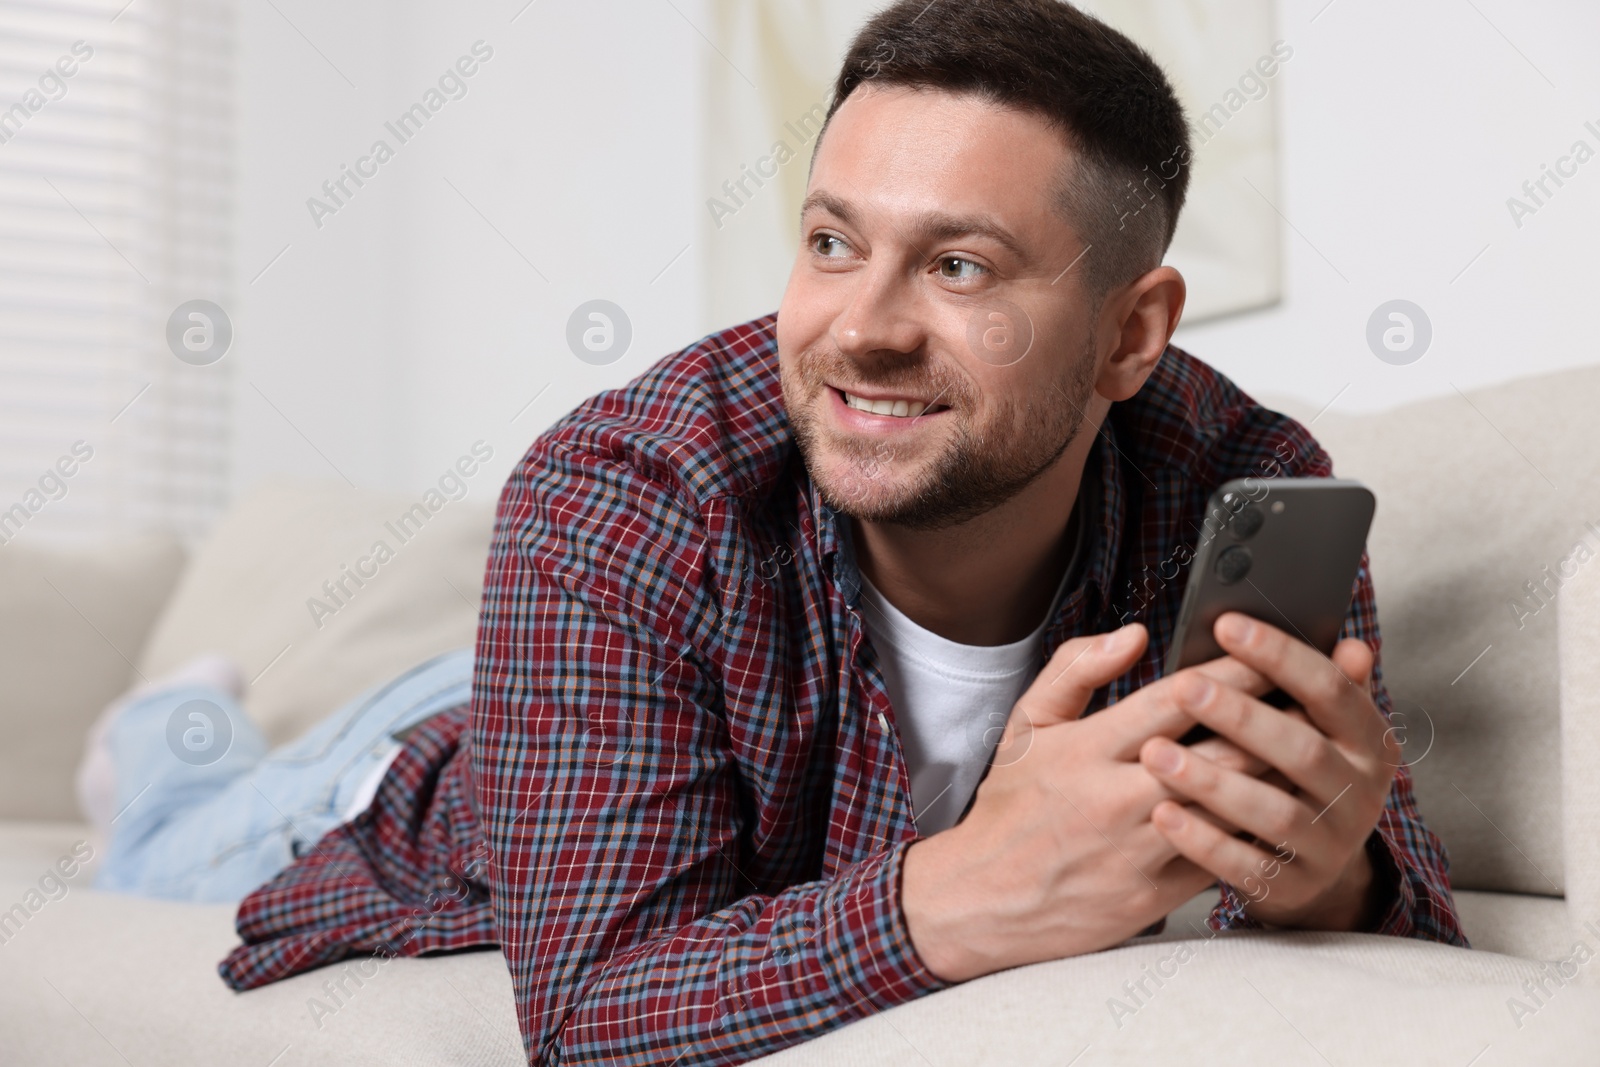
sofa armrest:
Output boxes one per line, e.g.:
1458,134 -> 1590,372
0,534 -> 186,821
1560,540 -> 1600,979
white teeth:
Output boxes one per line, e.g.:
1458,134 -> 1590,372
843,392 -> 932,418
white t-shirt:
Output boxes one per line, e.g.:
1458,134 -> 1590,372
856,518 -> 1085,835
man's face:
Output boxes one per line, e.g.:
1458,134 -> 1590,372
777,85 -> 1104,530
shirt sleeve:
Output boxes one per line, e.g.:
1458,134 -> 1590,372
1205,553 -> 1470,946
471,446 -> 947,1067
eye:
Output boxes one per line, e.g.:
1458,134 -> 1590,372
811,233 -> 851,257
937,256 -> 986,281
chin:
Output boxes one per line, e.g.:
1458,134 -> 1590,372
812,459 -> 967,530
812,453 -> 911,517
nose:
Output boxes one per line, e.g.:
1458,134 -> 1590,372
830,262 -> 924,364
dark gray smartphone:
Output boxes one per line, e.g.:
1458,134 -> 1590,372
1164,477 -> 1375,740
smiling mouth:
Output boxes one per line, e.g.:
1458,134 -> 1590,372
837,388 -> 950,419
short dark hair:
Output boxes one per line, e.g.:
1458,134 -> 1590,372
824,0 -> 1191,302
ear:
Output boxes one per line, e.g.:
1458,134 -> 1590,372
1094,265 -> 1186,402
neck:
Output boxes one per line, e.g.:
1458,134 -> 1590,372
851,414 -> 1103,646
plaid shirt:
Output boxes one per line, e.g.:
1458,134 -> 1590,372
468,314 -> 1466,1065
220,707 -> 493,991
219,314 -> 1465,1061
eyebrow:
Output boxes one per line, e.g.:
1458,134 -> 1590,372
799,191 -> 1031,263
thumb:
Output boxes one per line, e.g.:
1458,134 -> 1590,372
1331,636 -> 1375,689
1011,623 -> 1148,732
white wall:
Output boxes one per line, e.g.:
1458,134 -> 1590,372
231,0 -> 1600,506
232,0 -> 707,498
1175,0 -> 1600,412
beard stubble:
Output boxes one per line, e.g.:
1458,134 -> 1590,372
782,331 -> 1099,531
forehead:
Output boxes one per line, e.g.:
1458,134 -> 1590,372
808,85 -> 1076,224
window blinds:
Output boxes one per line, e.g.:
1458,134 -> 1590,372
0,0 -> 234,546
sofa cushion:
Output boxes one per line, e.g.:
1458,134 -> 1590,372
753,925 -> 1599,1066
1258,364 -> 1600,898
137,479 -> 496,746
1453,888 -> 1574,961
1,822 -> 1591,1067
0,535 -> 186,820
0,821 -> 524,1067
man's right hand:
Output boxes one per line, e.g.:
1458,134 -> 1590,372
900,622 -> 1277,982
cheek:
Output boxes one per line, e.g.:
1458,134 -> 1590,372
958,298 -> 1035,369
775,317 -> 797,365
777,280 -> 827,356
950,303 -> 1080,410
961,362 -> 1041,424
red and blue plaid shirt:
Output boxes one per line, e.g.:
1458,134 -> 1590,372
471,314 -> 1464,1063
220,313 -> 1465,1065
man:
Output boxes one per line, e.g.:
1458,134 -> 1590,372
470,0 -> 1464,1061
221,1 -> 1465,1061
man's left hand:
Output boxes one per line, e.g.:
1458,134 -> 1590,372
1136,611 -> 1401,931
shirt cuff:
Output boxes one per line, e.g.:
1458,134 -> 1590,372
1207,830 -> 1409,935
1364,827 -> 1416,938
1208,881 -> 1265,931
827,838 -> 952,1007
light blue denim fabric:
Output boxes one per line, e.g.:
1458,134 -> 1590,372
94,648 -> 472,903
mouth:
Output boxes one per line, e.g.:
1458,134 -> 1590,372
835,387 -> 951,419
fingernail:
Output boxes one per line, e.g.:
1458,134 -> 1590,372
1181,675 -> 1215,709
1219,614 -> 1255,643
1099,626 -> 1128,652
1153,803 -> 1185,830
1146,741 -> 1183,775
1107,627 -> 1145,652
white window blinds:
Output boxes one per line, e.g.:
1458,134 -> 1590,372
0,0 -> 234,547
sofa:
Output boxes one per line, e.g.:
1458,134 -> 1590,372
3,364 -> 1599,1065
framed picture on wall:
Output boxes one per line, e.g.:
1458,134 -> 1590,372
700,0 -> 1285,329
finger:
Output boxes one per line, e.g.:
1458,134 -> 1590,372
1186,655 -> 1276,699
1011,623 -> 1147,729
1163,670 -> 1354,805
1331,633 -> 1376,686
1330,639 -> 1389,745
1177,742 -> 1299,831
1274,710 -> 1318,779
1177,742 -> 1260,831
1188,735 -> 1269,777
1091,660 -> 1282,765
1119,759 -> 1249,835
1099,811 -> 1221,900
1259,768 -> 1298,796
1150,799 -> 1284,900
1212,614 -> 1377,747
1095,666 -> 1282,761
1155,851 -> 1228,908
1091,677 -> 1205,760
1183,801 -> 1246,837
1140,735 -> 1314,851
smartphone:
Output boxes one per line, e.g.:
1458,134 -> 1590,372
1164,478 -> 1375,739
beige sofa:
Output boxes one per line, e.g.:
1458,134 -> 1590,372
3,365 -> 1599,1065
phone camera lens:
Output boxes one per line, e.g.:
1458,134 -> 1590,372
1214,545 -> 1252,584
1229,505 -> 1264,540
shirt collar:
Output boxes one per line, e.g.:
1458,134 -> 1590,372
809,410 -> 1129,632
